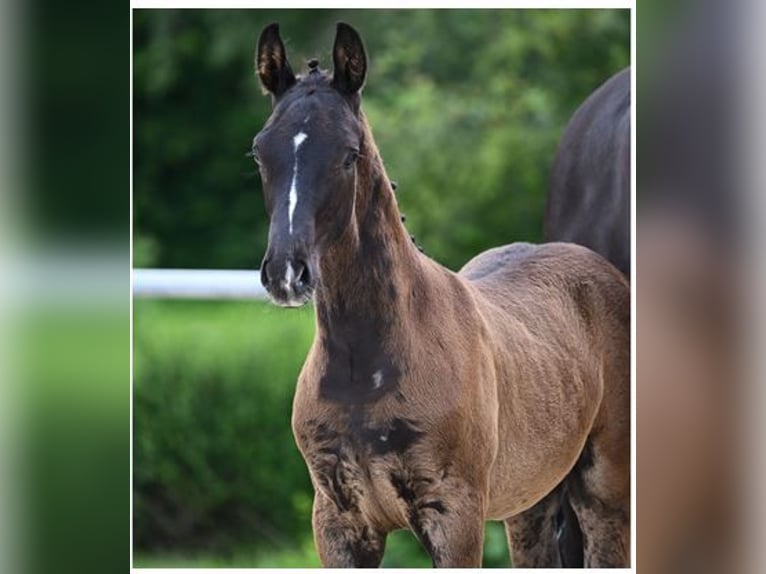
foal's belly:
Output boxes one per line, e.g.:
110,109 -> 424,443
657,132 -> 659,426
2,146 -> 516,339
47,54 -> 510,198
474,293 -> 604,519
485,370 -> 602,518
486,430 -> 589,519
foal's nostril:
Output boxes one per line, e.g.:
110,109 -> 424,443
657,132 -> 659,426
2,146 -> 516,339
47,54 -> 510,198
260,261 -> 271,288
294,260 -> 311,287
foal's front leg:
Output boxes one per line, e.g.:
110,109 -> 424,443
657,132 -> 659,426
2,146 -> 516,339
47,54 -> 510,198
404,481 -> 486,567
312,491 -> 386,567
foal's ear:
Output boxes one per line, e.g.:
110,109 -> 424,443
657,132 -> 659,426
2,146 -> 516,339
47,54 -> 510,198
332,22 -> 367,96
256,23 -> 296,98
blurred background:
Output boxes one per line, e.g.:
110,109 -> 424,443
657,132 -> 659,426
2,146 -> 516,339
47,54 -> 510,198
1,1 -> 127,573
3,1 -> 764,573
637,0 -> 757,572
132,9 -> 630,568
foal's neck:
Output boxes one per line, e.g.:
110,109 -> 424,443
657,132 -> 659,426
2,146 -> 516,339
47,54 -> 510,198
314,119 -> 422,331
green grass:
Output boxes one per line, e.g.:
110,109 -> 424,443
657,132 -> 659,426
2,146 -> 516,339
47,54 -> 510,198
133,298 -> 316,388
134,300 -> 317,556
134,537 -> 322,568
135,524 -> 510,568
20,306 -> 130,573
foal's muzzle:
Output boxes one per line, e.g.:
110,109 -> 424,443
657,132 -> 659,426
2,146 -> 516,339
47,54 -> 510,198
260,252 -> 316,307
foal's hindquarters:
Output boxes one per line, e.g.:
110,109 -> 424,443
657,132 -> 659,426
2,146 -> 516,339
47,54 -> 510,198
292,242 -> 629,568
465,242 -> 631,568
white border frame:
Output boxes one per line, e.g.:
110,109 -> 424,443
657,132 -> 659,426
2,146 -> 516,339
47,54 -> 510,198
130,2 -> 637,572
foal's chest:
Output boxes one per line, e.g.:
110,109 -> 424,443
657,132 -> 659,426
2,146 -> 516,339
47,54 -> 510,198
293,407 -> 433,527
291,323 -> 457,526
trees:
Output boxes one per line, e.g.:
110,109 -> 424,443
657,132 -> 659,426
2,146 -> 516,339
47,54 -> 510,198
133,9 -> 629,271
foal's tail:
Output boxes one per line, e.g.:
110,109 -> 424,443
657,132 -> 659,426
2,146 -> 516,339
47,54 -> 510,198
556,492 -> 584,567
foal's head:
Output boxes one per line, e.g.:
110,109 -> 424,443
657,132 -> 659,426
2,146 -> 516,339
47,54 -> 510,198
253,23 -> 368,307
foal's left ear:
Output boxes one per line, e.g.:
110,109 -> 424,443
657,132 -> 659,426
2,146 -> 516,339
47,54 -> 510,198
332,23 -> 367,96
256,22 -> 296,98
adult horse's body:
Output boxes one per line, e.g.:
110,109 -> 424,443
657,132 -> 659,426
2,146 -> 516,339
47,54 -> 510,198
545,68 -> 631,277
253,23 -> 630,567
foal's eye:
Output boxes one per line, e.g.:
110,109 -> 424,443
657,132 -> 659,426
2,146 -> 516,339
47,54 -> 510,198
343,150 -> 359,170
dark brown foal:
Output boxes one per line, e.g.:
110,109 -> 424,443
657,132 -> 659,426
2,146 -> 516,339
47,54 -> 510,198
252,22 -> 630,568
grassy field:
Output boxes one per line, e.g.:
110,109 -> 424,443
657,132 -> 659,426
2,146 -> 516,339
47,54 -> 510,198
134,526 -> 512,568
133,299 -> 511,567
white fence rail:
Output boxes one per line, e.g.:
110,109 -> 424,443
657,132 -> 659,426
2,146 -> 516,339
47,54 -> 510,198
133,269 -> 267,300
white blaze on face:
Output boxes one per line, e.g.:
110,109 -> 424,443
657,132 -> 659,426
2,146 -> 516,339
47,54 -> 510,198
372,370 -> 383,389
288,131 -> 308,234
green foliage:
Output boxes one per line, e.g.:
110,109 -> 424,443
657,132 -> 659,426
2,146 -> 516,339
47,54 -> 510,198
133,9 -> 630,270
23,309 -> 129,573
133,300 -> 315,554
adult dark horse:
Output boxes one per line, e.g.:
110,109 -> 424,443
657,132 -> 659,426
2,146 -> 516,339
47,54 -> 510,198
545,68 -> 631,277
253,23 -> 630,567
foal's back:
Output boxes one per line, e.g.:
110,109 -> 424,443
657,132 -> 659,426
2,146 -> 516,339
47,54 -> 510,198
461,241 -> 628,336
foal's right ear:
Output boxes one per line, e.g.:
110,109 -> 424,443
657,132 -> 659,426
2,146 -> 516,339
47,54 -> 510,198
332,22 -> 367,96
256,23 -> 296,98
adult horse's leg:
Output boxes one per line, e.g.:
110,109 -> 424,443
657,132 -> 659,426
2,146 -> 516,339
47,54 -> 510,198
312,492 -> 386,567
503,484 -> 563,567
567,436 -> 630,567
